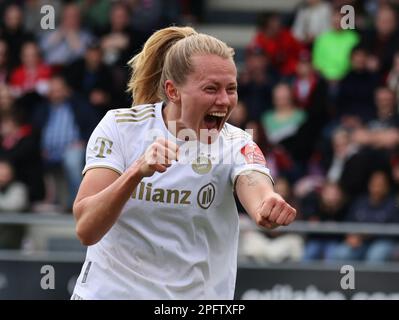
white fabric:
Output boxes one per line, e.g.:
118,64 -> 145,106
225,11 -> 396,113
73,102 -> 272,299
292,1 -> 332,41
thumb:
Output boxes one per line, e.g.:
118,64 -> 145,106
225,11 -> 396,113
263,221 -> 280,230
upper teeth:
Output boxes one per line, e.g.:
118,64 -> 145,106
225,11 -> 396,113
208,112 -> 226,117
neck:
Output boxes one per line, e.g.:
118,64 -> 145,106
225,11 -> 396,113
277,106 -> 294,114
162,102 -> 186,139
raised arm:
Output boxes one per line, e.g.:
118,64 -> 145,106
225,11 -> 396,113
73,137 -> 178,246
235,171 -> 296,229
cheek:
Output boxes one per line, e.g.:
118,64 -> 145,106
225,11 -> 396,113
229,94 -> 238,108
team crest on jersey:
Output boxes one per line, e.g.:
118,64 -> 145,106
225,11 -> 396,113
197,183 -> 215,209
240,141 -> 266,166
191,155 -> 212,175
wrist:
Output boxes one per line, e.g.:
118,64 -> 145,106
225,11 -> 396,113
126,161 -> 145,181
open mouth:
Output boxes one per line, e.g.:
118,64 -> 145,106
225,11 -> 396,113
203,112 -> 226,131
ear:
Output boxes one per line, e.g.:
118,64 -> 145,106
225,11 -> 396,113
165,80 -> 180,103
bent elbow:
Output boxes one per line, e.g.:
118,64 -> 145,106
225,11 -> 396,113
76,224 -> 99,246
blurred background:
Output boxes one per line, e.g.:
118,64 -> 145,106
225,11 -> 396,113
1,0 -> 399,299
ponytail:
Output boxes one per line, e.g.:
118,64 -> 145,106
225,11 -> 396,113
127,26 -> 197,105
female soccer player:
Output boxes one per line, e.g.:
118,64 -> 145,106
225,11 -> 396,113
71,26 -> 296,299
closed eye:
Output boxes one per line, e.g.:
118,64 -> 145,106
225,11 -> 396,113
227,87 -> 237,94
205,87 -> 217,93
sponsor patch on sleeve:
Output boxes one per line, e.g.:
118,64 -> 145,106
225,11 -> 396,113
240,141 -> 267,166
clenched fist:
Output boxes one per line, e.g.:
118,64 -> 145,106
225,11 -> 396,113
254,192 -> 296,229
135,137 -> 179,177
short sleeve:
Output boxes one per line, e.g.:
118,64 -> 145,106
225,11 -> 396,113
231,140 -> 274,188
82,111 -> 125,175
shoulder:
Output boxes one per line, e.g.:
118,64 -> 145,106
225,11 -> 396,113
221,123 -> 252,142
344,30 -> 360,41
8,182 -> 28,193
294,109 -> 307,118
105,103 -> 157,126
321,2 -> 332,12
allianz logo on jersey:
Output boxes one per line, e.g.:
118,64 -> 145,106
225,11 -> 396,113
131,182 -> 216,209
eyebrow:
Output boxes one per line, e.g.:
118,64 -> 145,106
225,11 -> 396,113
201,80 -> 237,86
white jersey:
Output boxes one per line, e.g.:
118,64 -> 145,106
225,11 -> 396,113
72,102 -> 272,300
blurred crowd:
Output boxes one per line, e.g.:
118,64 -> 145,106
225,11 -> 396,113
0,0 -> 399,263
234,0 -> 399,264
0,0 -> 203,247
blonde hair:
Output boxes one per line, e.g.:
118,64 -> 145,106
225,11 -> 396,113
127,26 -> 235,105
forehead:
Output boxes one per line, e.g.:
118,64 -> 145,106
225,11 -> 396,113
188,54 -> 237,84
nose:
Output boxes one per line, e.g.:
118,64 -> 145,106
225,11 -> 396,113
215,89 -> 230,106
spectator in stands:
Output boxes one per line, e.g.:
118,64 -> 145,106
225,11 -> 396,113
63,41 -> 113,122
391,151 -> 399,190
325,127 -> 385,200
40,3 -> 93,66
261,83 -> 307,145
386,51 -> 399,109
360,4 -> 399,77
0,159 -> 29,249
0,39 -> 10,85
0,159 -> 28,211
99,1 -> 146,67
250,12 -> 304,77
128,0 -> 182,37
292,0 -> 332,45
312,8 -> 360,81
0,85 -> 13,113
99,1 -> 148,107
352,87 -> 399,151
9,41 -> 52,98
333,170 -> 398,262
180,0 -> 205,24
287,49 -> 329,166
301,182 -> 347,261
33,75 -> 96,210
335,46 -> 380,124
367,86 -> 399,129
0,108 -> 45,205
0,3 -> 34,69
292,50 -> 328,111
78,0 -> 111,33
238,46 -> 279,121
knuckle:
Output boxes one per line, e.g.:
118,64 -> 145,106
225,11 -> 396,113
148,145 -> 157,155
148,163 -> 156,170
277,198 -> 286,206
268,197 -> 277,206
155,137 -> 165,144
255,216 -> 264,226
153,142 -> 162,150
